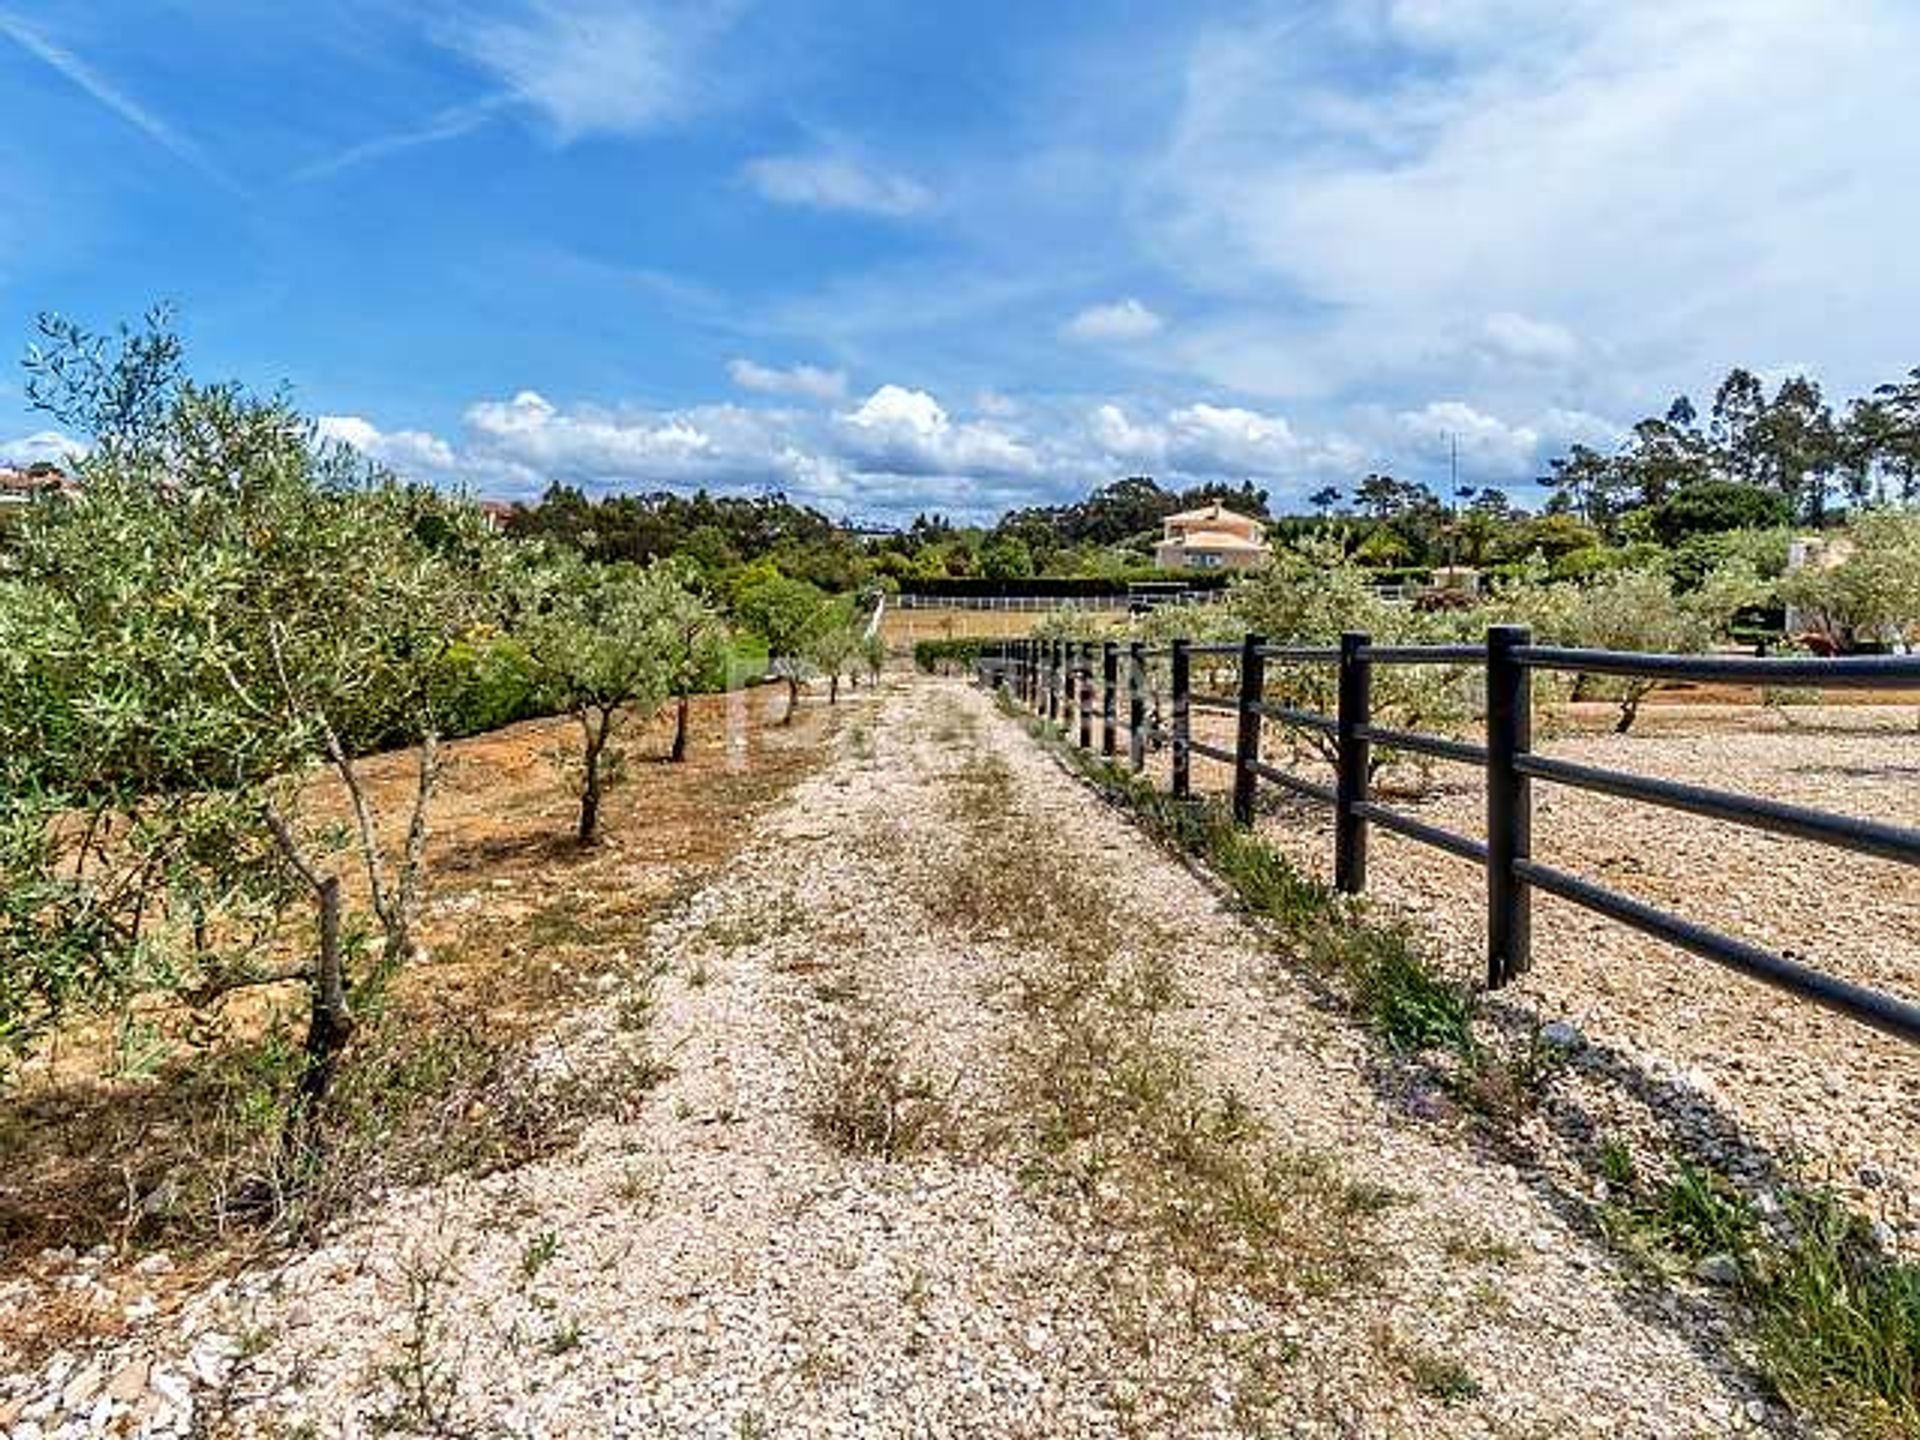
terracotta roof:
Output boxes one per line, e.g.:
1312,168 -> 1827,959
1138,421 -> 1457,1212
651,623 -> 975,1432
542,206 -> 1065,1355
0,466 -> 74,499
1163,501 -> 1262,527
1163,529 -> 1267,552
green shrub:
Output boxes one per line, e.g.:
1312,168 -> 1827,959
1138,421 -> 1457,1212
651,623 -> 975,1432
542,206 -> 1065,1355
913,638 -> 988,673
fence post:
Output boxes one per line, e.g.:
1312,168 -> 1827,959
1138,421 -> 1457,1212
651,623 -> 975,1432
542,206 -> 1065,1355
1232,632 -> 1266,826
1047,640 -> 1060,723
1101,642 -> 1119,756
1170,638 -> 1191,799
1335,630 -> 1372,894
1127,642 -> 1147,771
1486,624 -> 1533,987
1077,644 -> 1093,749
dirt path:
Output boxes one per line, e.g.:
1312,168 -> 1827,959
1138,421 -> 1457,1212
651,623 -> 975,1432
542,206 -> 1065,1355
8,678 -> 1788,1438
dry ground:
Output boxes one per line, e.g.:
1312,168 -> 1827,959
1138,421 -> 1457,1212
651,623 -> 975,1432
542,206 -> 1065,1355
3,675 -> 1816,1438
880,604 -> 1128,647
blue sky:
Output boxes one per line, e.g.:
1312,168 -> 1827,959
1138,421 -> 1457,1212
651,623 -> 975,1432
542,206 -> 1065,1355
2,1 -> 1917,520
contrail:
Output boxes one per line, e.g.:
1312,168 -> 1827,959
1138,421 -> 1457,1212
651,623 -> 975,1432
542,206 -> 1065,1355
292,94 -> 510,183
0,9 -> 237,190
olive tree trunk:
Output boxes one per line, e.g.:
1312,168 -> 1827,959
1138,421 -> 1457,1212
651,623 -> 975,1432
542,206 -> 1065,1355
670,693 -> 690,762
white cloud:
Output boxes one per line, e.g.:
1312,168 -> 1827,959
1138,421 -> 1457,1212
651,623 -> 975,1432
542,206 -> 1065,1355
1062,298 -> 1164,344
447,1 -> 728,140
1476,312 -> 1578,367
1395,400 -> 1623,480
1090,400 -> 1362,486
740,154 -> 932,217
1147,0 -> 1920,417
1,429 -> 84,466
726,358 -> 846,402
317,414 -> 459,473
834,385 -> 1039,479
464,389 -> 716,474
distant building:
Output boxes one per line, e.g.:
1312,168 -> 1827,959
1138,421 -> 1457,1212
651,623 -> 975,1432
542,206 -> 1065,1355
0,463 -> 77,523
474,499 -> 518,532
1152,502 -> 1271,572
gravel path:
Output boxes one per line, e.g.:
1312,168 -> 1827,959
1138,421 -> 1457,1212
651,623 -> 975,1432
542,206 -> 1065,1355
4,679 -> 1801,1438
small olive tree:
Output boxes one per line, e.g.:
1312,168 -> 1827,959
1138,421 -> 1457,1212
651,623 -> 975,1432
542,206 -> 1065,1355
1229,540 -> 1478,784
806,604 -> 864,705
1491,560 -> 1766,732
517,557 -> 700,842
734,574 -> 835,722
647,560 -> 728,762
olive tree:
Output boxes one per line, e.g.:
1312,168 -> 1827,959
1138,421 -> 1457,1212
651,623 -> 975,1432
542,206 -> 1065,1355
2,317 -> 502,1110
647,559 -> 727,763
806,603 -> 864,705
1229,540 -> 1478,785
1493,561 -> 1766,732
734,574 -> 834,722
1778,509 -> 1920,651
517,557 -> 700,842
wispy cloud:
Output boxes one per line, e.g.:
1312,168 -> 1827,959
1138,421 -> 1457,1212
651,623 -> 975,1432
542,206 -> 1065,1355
1062,297 -> 1163,344
443,1 -> 736,141
0,10 -> 235,189
741,154 -> 932,218
292,95 -> 511,183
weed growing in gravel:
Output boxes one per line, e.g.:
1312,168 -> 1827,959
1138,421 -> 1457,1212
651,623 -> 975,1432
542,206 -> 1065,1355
1399,1344 -> 1482,1404
378,1251 -> 464,1435
520,1230 -> 560,1281
1756,1192 -> 1920,1439
807,1006 -> 950,1160
1599,1138 -> 1638,1192
926,750 -> 1392,1361
1605,1161 -> 1919,1436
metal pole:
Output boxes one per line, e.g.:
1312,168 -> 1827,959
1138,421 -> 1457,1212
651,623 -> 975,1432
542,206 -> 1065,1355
1486,624 -> 1533,986
1128,641 -> 1147,771
1078,644 -> 1093,749
1102,641 -> 1118,757
1170,638 -> 1191,799
1335,630 -> 1372,894
1232,632 -> 1266,826
1047,640 -> 1060,723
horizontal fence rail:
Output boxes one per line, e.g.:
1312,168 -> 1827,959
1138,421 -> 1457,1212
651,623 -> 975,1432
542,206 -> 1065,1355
978,630 -> 1920,1046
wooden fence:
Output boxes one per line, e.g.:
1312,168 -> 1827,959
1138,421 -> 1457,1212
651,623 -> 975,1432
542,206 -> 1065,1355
982,631 -> 1920,1045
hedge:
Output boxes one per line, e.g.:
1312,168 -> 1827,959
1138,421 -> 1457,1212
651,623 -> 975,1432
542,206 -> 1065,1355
913,638 -> 989,674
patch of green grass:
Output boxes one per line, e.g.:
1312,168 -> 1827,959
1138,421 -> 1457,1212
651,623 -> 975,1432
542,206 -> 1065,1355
1403,1346 -> 1482,1404
1604,1160 -> 1918,1437
1598,1137 -> 1637,1192
1755,1193 -> 1920,1438
1644,1162 -> 1757,1261
520,1229 -> 560,1280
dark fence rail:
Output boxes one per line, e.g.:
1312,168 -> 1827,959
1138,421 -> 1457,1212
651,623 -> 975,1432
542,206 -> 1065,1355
980,629 -> 1920,1045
